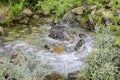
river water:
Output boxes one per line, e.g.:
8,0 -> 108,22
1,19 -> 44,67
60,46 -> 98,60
0,24 -> 92,76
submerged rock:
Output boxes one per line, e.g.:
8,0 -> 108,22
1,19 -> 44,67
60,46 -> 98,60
44,43 -> 54,50
49,25 -> 66,40
74,39 -> 85,51
67,71 -> 86,80
79,33 -> 86,38
0,40 -> 4,46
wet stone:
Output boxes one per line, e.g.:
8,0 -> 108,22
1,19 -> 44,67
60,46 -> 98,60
74,39 -> 85,51
79,33 -> 86,38
67,71 -> 86,80
10,51 -> 21,64
44,43 -> 65,53
48,25 -> 66,40
44,43 -> 54,50
44,73 -> 66,80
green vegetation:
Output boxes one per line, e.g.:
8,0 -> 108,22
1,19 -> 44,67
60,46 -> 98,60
84,28 -> 120,80
0,0 -> 120,80
0,0 -> 82,17
9,0 -> 25,16
0,53 -> 52,80
35,0 -> 82,17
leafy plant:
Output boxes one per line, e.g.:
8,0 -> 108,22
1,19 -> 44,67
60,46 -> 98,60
9,0 -> 25,16
0,53 -> 52,80
83,28 -> 120,80
35,0 -> 82,17
115,38 -> 120,47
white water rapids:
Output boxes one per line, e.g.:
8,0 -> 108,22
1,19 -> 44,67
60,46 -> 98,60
0,24 -> 92,76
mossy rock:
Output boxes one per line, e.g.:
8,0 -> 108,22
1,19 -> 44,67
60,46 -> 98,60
71,6 -> 86,15
52,44 -> 65,53
45,43 -> 65,53
95,9 -> 114,19
44,73 -> 66,80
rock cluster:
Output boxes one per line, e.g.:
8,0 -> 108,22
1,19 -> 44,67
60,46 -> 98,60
74,39 -> 85,51
62,4 -> 120,32
74,33 -> 86,51
48,20 -> 87,52
49,24 -> 66,40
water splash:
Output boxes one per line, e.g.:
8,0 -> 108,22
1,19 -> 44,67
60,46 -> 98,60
0,24 -> 92,75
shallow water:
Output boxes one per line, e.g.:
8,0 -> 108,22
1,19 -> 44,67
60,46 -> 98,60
0,24 -> 92,75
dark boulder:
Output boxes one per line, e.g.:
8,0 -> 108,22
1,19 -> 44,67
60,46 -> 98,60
74,39 -> 85,51
79,33 -> 86,38
49,24 -> 66,40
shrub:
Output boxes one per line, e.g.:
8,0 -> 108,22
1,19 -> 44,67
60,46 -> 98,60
0,53 -> 52,80
35,0 -> 82,17
9,0 -> 25,16
83,27 -> 120,80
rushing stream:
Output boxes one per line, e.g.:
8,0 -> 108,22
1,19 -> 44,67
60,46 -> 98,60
0,24 -> 92,76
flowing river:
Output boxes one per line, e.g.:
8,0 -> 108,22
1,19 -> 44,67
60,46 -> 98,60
0,23 -> 92,76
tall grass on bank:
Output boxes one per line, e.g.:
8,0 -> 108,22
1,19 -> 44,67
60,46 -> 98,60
84,27 -> 120,80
